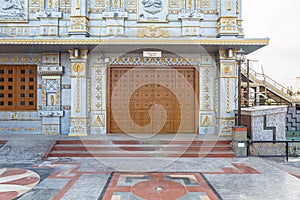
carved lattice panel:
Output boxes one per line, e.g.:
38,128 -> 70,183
109,67 -> 197,133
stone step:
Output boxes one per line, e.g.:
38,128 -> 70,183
44,139 -> 234,158
55,140 -> 231,145
52,145 -> 231,152
48,151 -> 235,158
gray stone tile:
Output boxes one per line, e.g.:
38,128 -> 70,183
204,173 -> 300,200
16,189 -> 60,200
61,174 -> 111,200
1,140 -> 54,162
36,178 -> 70,189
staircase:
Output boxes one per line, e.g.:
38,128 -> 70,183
241,66 -> 300,105
44,139 -> 234,158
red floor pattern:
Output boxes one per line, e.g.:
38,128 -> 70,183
16,162 -> 261,199
203,163 -> 261,175
101,172 -> 220,200
0,168 -> 40,199
290,173 -> 300,179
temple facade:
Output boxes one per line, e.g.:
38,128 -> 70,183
0,0 -> 268,135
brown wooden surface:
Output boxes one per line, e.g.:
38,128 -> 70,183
108,67 -> 198,133
0,65 -> 37,111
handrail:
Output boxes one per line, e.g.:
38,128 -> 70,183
242,65 -> 290,93
249,140 -> 300,161
241,65 -> 299,103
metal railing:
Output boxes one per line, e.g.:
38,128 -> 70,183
241,66 -> 300,104
249,140 -> 300,162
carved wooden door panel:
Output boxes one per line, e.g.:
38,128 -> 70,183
108,67 -> 197,133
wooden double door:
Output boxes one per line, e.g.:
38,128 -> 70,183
108,67 -> 198,133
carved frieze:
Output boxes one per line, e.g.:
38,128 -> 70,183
138,0 -> 168,22
0,0 -> 27,22
137,25 -> 169,38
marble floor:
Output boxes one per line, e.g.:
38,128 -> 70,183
0,157 -> 299,200
0,135 -> 300,199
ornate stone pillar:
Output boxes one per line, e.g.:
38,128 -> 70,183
68,0 -> 90,36
68,49 -> 90,135
216,50 -> 237,135
199,54 -> 216,134
38,53 -> 64,134
90,54 -> 107,134
217,0 -> 240,37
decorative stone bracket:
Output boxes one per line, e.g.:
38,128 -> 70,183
178,12 -> 204,36
217,16 -> 239,37
102,12 -> 128,36
39,111 -> 64,117
38,66 -> 64,75
69,16 -> 90,37
36,11 -> 62,36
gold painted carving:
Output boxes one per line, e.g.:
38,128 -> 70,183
236,0 -> 239,14
137,25 -> 170,38
95,0 -> 105,7
76,78 -> 80,113
201,114 -> 212,127
76,0 -> 80,9
11,113 -> 17,119
50,94 -> 55,106
42,90 -> 46,105
94,115 -> 105,127
30,0 -> 40,6
200,0 -> 210,7
48,0 -> 52,8
226,79 -> 230,113
227,0 -> 231,11
73,63 -> 83,73
170,0 -> 179,8
224,65 -> 231,74
188,0 -> 192,9
56,90 -> 60,105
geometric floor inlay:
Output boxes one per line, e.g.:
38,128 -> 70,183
101,172 -> 221,200
0,168 -> 40,200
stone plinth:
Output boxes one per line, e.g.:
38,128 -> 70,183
232,127 -> 248,158
240,106 -> 287,141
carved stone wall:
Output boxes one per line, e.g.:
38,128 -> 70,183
38,53 -> 64,135
0,0 -> 240,38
